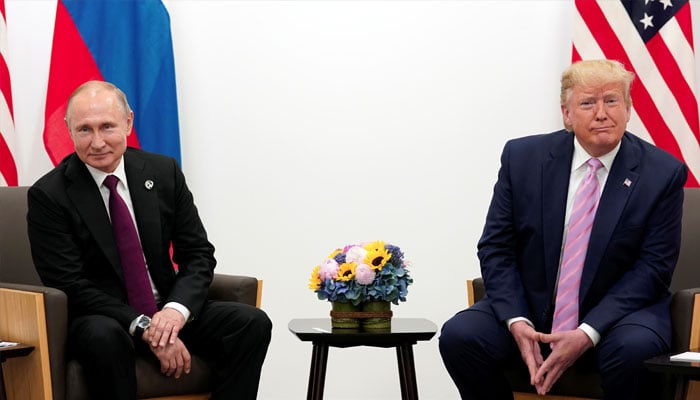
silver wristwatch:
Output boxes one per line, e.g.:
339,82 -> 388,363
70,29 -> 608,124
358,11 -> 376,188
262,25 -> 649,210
130,314 -> 151,337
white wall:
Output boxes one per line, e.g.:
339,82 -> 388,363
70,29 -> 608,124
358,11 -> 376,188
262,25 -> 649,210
7,1 -> 700,399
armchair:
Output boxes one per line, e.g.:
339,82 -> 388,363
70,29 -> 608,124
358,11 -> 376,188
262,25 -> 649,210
466,187 -> 700,400
0,186 -> 262,400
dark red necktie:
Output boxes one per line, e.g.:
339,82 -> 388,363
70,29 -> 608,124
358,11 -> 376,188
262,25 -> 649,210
103,175 -> 158,316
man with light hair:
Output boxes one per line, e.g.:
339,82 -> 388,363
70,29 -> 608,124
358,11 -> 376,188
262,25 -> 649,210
440,59 -> 687,399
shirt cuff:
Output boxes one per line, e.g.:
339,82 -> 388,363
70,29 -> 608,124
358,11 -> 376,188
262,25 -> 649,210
579,323 -> 600,346
163,302 -> 191,322
506,317 -> 534,330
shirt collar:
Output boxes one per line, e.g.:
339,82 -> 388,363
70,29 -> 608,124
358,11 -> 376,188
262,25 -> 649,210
85,157 -> 127,188
571,137 -> 620,172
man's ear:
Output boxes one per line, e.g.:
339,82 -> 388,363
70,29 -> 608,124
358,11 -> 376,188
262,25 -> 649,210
126,111 -> 135,136
561,104 -> 572,130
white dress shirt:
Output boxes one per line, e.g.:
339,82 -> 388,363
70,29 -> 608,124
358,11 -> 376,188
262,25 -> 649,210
507,137 -> 621,346
85,158 -> 191,322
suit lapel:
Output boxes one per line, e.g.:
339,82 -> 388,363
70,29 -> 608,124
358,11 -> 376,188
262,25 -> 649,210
542,133 -> 575,291
579,133 -> 639,298
123,150 -> 163,282
64,155 -> 124,278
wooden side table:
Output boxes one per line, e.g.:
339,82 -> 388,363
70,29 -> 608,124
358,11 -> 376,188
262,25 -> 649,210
288,317 -> 437,400
0,344 -> 35,400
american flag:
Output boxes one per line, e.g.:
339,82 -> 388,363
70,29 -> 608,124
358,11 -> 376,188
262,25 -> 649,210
0,0 -> 17,186
573,0 -> 700,187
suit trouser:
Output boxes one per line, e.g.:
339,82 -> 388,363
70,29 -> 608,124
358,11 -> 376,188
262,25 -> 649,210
68,300 -> 272,400
438,305 -> 668,400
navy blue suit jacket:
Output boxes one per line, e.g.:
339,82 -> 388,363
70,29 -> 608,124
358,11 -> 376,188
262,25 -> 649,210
473,130 -> 687,345
27,148 -> 216,329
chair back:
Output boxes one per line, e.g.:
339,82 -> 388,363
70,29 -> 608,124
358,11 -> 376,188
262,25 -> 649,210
671,187 -> 700,292
0,186 -> 43,285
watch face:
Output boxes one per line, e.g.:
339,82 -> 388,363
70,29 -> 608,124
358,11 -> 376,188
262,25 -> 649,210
138,316 -> 151,329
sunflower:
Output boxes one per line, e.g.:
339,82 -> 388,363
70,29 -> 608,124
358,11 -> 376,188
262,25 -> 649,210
336,262 -> 356,282
308,265 -> 321,290
364,240 -> 392,271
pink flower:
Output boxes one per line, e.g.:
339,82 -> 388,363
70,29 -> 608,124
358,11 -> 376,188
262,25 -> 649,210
355,263 -> 375,285
345,246 -> 368,263
319,259 -> 339,281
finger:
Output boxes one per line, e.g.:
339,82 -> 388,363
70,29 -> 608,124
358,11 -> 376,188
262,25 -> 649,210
150,322 -> 164,347
541,367 -> 561,394
532,365 -> 544,386
169,325 -> 181,344
524,355 -> 538,385
167,358 -> 177,377
524,348 -> 540,385
533,332 -> 546,343
174,354 -> 184,379
159,322 -> 175,347
184,356 -> 191,374
161,358 -> 170,376
534,350 -> 544,368
182,346 -> 192,374
539,333 -> 553,344
150,330 -> 161,347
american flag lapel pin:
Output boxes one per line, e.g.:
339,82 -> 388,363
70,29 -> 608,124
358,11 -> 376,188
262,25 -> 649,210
623,178 -> 632,187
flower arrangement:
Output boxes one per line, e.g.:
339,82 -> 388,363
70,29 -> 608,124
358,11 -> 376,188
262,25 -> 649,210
308,241 -> 413,306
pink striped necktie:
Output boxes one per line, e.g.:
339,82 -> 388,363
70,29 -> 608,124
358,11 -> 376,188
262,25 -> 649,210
551,158 -> 603,333
104,175 -> 158,317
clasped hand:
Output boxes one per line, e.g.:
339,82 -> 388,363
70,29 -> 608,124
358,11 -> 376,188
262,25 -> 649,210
140,308 -> 190,378
510,321 -> 593,395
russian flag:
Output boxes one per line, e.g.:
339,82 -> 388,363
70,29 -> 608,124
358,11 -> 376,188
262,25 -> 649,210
43,0 -> 181,166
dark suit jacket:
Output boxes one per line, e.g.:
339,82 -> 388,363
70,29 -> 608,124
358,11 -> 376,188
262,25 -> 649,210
473,130 -> 688,345
27,148 -> 216,329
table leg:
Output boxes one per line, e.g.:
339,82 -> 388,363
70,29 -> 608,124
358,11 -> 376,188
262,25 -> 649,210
0,360 -> 6,400
307,343 -> 329,400
674,375 -> 687,400
396,344 -> 418,400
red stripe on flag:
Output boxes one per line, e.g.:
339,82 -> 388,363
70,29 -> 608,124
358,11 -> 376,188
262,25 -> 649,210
0,50 -> 11,116
44,1 -> 141,166
676,2 -> 694,47
572,46 -> 581,63
646,34 -> 700,139
0,132 -> 17,186
575,0 -> 700,187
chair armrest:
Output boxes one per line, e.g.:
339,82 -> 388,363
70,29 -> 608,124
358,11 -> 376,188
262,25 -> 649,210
467,279 -> 700,354
467,277 -> 485,306
671,287 -> 700,352
207,274 -> 261,307
0,283 -> 67,400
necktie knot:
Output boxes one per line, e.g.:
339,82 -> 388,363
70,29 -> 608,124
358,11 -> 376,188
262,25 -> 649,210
587,158 -> 602,173
104,175 -> 119,191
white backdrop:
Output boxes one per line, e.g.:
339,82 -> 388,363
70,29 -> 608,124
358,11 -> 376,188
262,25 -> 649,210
6,1 -> 700,399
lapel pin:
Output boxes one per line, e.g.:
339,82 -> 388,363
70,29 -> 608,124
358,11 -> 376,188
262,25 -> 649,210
144,180 -> 154,190
623,178 -> 632,187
